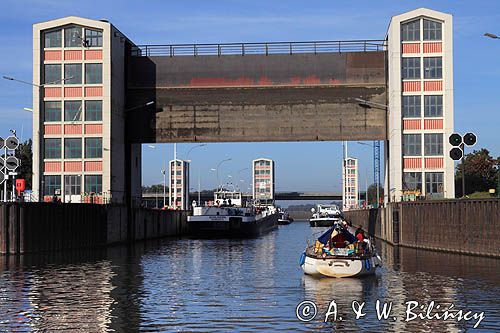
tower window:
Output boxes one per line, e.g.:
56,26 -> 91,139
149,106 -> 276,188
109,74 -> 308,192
64,64 -> 82,84
44,101 -> 62,122
401,20 -> 420,41
64,138 -> 82,159
403,134 -> 421,156
65,26 -> 83,47
402,96 -> 421,118
424,95 -> 443,117
424,57 -> 442,79
85,63 -> 102,84
403,172 -> 422,192
85,29 -> 103,47
402,57 -> 421,79
44,64 -> 61,85
85,138 -> 102,158
85,175 -> 102,194
425,172 -> 444,197
423,19 -> 442,41
85,101 -> 102,121
64,101 -> 82,122
44,30 -> 62,48
44,138 -> 61,159
424,133 -> 443,156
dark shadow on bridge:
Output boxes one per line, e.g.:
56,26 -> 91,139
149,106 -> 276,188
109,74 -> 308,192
125,41 -> 387,144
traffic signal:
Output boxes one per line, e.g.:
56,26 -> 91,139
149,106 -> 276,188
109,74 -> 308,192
450,147 -> 463,161
449,133 -> 462,146
5,156 -> 19,171
5,136 -> 19,150
463,132 -> 477,146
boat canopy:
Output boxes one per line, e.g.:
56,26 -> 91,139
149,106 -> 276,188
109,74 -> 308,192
317,225 -> 357,245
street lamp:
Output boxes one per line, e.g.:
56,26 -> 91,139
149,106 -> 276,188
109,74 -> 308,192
214,158 -> 232,190
184,144 -> 206,206
357,141 -> 379,208
146,145 -> 167,208
185,143 -> 207,161
237,167 -> 249,189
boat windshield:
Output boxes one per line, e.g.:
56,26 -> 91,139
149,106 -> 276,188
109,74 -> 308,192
214,191 -> 243,206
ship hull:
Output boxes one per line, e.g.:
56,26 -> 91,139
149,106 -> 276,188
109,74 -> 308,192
188,213 -> 278,238
302,254 -> 378,278
309,217 -> 342,227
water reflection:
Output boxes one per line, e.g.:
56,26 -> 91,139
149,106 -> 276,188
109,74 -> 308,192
0,222 -> 498,332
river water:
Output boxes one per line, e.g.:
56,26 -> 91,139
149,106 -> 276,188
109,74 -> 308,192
0,221 -> 499,332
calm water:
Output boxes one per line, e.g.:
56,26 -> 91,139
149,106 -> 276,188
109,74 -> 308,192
1,221 -> 499,332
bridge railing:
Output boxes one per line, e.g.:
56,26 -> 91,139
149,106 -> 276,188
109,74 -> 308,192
131,40 -> 386,57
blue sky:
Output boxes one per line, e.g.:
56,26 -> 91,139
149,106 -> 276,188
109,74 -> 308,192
1,0 -> 499,191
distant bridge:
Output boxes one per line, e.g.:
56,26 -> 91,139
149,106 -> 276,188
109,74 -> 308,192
142,191 -> 366,206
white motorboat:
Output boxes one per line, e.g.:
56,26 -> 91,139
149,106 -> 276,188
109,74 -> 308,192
277,208 -> 293,225
309,204 -> 343,227
300,223 -> 382,278
188,190 -> 278,238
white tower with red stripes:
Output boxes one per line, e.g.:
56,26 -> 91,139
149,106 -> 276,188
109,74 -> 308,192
386,8 -> 454,201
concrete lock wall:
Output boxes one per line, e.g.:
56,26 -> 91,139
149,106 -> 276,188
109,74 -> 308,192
343,199 -> 500,258
125,52 -> 387,144
0,203 -> 188,255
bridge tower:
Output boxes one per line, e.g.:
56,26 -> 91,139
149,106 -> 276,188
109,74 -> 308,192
32,17 -> 142,204
386,8 -> 455,202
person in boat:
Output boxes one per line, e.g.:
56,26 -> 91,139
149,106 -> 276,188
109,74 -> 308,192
355,226 -> 365,241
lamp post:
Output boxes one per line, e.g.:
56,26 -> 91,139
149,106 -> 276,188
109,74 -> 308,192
146,145 -> 166,208
185,144 -> 207,161
185,143 -> 207,207
214,158 -> 232,190
236,167 -> 249,190
357,141 -> 378,207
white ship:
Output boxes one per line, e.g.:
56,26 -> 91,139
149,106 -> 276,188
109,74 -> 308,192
188,190 -> 278,238
309,204 -> 343,227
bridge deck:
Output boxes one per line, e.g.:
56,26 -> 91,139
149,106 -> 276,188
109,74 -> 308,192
126,43 -> 387,144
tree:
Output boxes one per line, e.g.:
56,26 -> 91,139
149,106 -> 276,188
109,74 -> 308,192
15,139 -> 33,189
367,183 -> 384,206
142,184 -> 168,194
455,148 -> 498,197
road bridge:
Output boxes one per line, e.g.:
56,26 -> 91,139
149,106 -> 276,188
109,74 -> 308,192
141,191 -> 367,207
